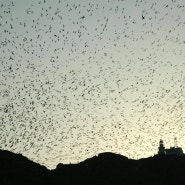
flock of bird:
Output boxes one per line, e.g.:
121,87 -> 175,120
0,0 -> 185,169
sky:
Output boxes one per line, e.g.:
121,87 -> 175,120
0,0 -> 185,169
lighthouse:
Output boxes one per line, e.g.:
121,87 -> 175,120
158,139 -> 165,155
157,138 -> 184,156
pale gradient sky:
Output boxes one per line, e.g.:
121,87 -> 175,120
1,0 -> 185,169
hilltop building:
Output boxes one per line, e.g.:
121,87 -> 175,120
158,138 -> 184,156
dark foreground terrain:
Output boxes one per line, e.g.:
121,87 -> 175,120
1,149 -> 185,185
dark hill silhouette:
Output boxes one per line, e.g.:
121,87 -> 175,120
0,149 -> 50,185
1,149 -> 185,185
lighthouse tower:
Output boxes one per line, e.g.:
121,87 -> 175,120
174,137 -> 177,148
158,139 -> 165,155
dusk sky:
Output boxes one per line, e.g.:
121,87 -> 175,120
1,0 -> 185,169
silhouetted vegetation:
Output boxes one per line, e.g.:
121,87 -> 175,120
1,149 -> 185,185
